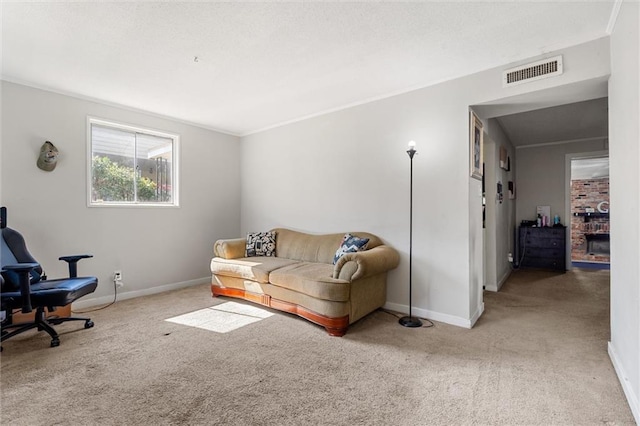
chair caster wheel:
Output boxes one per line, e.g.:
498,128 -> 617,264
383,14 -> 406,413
50,339 -> 60,347
84,320 -> 94,329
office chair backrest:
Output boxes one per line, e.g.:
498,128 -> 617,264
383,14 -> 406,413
1,210 -> 43,291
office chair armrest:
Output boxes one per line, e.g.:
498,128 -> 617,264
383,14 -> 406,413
59,255 -> 93,278
2,262 -> 38,313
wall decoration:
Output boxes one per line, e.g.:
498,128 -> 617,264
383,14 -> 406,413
482,163 -> 486,228
508,181 -> 515,199
469,111 -> 483,180
597,201 -> 609,213
499,146 -> 508,170
36,141 -> 59,172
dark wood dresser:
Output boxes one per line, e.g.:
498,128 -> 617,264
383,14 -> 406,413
518,226 -> 566,272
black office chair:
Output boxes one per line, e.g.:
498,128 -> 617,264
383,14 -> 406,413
1,207 -> 98,349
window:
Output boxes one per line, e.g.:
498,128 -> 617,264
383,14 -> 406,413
87,118 -> 179,207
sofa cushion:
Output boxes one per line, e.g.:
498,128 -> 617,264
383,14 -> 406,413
273,228 -> 382,264
246,231 -> 276,257
211,257 -> 299,284
269,262 -> 351,302
332,233 -> 369,264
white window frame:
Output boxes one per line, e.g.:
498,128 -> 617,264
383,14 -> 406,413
87,117 -> 180,208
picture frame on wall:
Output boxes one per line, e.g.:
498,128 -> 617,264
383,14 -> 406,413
499,146 -> 508,170
470,111 -> 483,180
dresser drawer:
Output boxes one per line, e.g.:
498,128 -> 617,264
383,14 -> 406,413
520,257 -> 566,270
520,227 -> 565,240
523,247 -> 565,259
521,235 -> 564,249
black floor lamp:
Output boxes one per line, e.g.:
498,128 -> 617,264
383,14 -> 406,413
399,140 -> 423,328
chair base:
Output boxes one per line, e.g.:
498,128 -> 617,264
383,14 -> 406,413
1,306 -> 94,350
12,304 -> 71,322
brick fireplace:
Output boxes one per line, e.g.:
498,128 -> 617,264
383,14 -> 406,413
571,177 -> 610,263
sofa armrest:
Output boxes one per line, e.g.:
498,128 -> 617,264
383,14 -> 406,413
332,245 -> 400,281
214,238 -> 246,259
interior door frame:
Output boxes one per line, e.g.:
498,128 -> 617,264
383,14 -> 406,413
564,149 -> 609,270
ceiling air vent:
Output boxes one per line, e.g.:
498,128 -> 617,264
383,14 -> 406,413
503,56 -> 563,87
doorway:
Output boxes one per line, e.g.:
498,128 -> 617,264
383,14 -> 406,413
567,155 -> 610,269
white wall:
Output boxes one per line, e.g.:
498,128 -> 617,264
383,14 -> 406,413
608,1 -> 640,422
241,38 -> 611,327
0,82 -> 3,212
483,120 -> 516,291
484,134 -> 498,289
1,82 -> 242,305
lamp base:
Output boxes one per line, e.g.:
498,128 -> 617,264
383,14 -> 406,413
399,316 -> 423,328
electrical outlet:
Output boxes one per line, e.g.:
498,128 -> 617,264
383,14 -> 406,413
508,253 -> 513,263
113,270 -> 123,287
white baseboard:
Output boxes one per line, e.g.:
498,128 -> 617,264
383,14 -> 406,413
484,268 -> 512,292
72,277 -> 211,309
496,268 -> 511,291
384,302 -> 479,329
469,302 -> 484,327
608,341 -> 640,424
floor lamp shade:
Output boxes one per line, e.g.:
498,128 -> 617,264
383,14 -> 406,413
399,141 -> 423,328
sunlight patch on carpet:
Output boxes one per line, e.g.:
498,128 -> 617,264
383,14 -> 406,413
165,302 -> 274,333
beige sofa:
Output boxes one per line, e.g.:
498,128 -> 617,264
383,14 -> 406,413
210,228 -> 400,336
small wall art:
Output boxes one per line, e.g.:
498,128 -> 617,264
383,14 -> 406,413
469,111 -> 483,180
37,141 -> 59,172
499,146 -> 508,170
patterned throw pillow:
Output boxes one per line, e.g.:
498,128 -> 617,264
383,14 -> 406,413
333,233 -> 369,264
246,231 -> 277,257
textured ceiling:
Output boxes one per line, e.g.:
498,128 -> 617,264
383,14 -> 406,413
1,1 -> 616,136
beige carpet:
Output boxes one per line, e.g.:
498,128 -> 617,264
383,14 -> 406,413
0,268 -> 635,425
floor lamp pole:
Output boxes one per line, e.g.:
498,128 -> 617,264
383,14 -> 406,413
400,141 -> 422,328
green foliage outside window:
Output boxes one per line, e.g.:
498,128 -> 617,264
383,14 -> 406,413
92,155 -> 157,202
